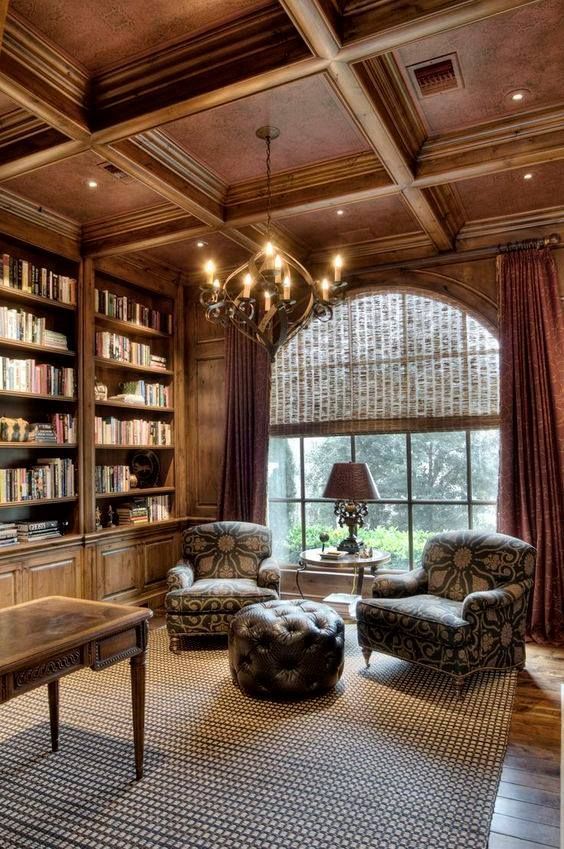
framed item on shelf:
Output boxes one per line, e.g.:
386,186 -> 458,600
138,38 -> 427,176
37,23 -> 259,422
129,450 -> 160,488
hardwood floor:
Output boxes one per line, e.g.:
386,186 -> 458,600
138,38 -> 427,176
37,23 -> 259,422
152,617 -> 561,846
490,643 -> 562,849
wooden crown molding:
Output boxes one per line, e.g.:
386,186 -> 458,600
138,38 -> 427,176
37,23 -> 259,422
91,5 -> 311,138
0,108 -> 87,180
82,203 -> 207,257
337,0 -> 540,61
0,186 -> 80,259
225,151 -> 395,225
416,105 -> 564,185
355,54 -> 426,163
0,186 -> 80,241
456,205 -> 564,248
310,231 -> 434,266
0,12 -> 89,140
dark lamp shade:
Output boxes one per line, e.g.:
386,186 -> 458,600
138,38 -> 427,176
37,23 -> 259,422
322,462 -> 379,501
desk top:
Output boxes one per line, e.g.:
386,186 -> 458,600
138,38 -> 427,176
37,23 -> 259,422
299,548 -> 391,569
0,597 -> 152,673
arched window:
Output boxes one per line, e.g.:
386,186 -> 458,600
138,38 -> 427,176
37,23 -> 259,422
268,289 -> 500,569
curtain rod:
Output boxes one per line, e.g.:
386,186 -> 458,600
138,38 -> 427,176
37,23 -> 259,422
498,233 -> 561,253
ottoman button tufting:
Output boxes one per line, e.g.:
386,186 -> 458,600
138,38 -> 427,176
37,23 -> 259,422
229,599 -> 345,699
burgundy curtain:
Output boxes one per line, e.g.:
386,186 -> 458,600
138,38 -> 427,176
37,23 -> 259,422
497,248 -> 564,644
218,325 -> 271,525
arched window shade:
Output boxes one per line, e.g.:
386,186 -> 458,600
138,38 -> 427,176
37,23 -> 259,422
270,290 -> 499,435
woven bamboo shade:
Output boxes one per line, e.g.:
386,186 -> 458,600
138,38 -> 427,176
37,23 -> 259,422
270,290 -> 499,434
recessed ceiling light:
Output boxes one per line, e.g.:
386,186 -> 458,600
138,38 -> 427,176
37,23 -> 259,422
196,240 -> 207,248
336,209 -> 344,216
87,179 -> 98,189
506,88 -> 529,104
523,173 -> 533,180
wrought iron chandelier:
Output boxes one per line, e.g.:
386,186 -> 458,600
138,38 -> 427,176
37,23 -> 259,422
199,126 -> 346,361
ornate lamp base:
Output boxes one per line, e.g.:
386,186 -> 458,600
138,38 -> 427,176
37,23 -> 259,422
337,533 -> 362,554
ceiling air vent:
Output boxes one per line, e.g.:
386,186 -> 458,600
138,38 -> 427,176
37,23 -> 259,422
407,53 -> 464,99
97,161 -> 134,183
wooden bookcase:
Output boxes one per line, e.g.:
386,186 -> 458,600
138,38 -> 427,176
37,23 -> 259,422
0,237 -> 188,610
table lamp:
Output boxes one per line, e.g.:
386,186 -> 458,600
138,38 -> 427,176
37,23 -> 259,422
322,462 -> 379,554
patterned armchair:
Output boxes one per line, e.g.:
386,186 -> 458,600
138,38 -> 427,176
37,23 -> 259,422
356,531 -> 536,694
165,521 -> 280,650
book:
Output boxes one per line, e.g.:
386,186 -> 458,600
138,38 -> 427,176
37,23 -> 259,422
95,288 -> 171,333
1,254 -> 76,305
320,549 -> 347,560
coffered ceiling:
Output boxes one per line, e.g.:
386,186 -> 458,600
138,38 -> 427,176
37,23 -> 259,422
0,0 -> 562,282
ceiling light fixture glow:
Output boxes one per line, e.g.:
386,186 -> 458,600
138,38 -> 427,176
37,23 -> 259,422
523,173 -> 533,180
196,241 -> 206,248
336,209 -> 344,215
506,88 -> 529,104
87,179 -> 98,189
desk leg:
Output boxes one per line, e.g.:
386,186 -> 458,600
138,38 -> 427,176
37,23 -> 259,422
48,679 -> 59,752
130,652 -> 147,780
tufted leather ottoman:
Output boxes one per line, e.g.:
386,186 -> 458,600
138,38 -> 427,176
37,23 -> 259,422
228,599 -> 345,699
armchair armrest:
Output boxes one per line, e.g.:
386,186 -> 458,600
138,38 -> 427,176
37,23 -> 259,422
462,582 -> 528,618
372,567 -> 428,599
167,559 -> 195,591
257,556 -> 280,592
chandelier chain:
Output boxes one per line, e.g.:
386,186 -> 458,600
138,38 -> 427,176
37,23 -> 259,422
266,134 -> 272,239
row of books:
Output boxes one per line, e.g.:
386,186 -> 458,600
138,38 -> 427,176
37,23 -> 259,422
0,306 -> 69,349
95,289 -> 172,334
95,464 -> 133,494
1,254 -> 77,305
34,414 -> 77,444
114,495 -> 170,525
95,332 -> 167,370
94,416 -> 172,446
0,357 -> 75,396
120,380 -> 172,408
0,520 -> 62,546
0,458 -> 75,503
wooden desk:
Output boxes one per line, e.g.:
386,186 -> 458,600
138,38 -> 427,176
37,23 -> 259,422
0,596 -> 152,780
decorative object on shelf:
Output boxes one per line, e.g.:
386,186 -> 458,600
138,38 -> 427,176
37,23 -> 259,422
129,450 -> 160,488
95,506 -> 102,531
322,462 -> 379,555
103,505 -> 115,528
0,416 -> 31,442
58,518 -> 70,536
199,126 -> 347,361
319,532 -> 330,553
94,378 -> 108,401
360,545 -> 374,559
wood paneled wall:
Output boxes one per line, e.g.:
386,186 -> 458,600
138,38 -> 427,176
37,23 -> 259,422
185,300 -> 226,519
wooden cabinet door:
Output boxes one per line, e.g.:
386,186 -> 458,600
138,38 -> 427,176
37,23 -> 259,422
25,547 -> 83,601
141,532 -> 179,593
95,537 -> 140,602
0,560 -> 24,609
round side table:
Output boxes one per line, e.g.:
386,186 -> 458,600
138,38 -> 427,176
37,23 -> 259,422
297,548 -> 391,619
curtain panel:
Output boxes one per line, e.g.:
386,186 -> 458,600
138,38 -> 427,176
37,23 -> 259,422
218,325 -> 271,525
497,248 -> 564,644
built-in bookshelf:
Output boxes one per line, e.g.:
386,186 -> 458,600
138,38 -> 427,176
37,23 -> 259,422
86,269 -> 178,533
0,235 -> 80,552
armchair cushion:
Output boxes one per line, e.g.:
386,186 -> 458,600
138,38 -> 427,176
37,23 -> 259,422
166,578 -> 277,615
257,557 -> 280,592
359,594 -> 469,646
181,521 -> 272,580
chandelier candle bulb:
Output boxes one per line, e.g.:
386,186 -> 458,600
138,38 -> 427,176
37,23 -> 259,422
264,291 -> 272,312
283,274 -> 291,301
242,273 -> 254,299
321,278 -> 330,300
212,279 -> 221,291
334,255 -> 343,283
205,260 -> 216,287
274,254 -> 283,284
264,241 -> 274,270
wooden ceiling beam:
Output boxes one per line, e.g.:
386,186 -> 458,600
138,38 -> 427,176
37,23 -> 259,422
0,14 -> 89,141
0,0 -> 8,49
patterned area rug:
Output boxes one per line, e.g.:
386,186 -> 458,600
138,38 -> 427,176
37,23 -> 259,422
0,626 -> 516,849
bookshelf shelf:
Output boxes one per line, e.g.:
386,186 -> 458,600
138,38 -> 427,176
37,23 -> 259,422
95,444 -> 174,450
0,337 -> 75,358
95,400 -> 174,413
0,532 -> 84,557
0,496 -> 78,510
0,285 -> 76,312
95,313 -> 170,339
95,486 -> 175,500
0,390 -> 76,403
0,443 -> 78,449
94,357 -> 172,376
